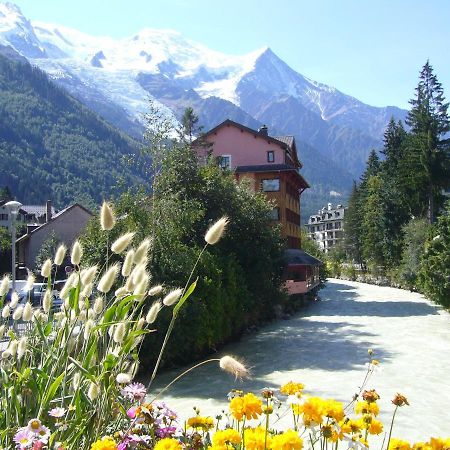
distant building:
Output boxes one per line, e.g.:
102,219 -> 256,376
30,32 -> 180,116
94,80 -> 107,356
307,203 -> 346,253
194,119 -> 309,248
0,200 -> 57,232
17,203 -> 92,270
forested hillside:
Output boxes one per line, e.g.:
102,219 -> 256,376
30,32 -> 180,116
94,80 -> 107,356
0,53 -> 146,208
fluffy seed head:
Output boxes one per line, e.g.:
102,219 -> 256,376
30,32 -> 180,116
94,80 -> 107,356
133,238 -> 152,265
97,264 -> 120,294
72,372 -> 81,390
81,266 -> 98,285
205,217 -> 229,245
88,382 -> 99,401
162,288 -> 183,307
100,201 -> 116,231
40,258 -> 52,278
116,373 -> 132,384
148,285 -> 163,296
146,301 -> 162,324
0,325 -> 4,339
130,263 -> 147,286
9,339 -> 18,357
54,244 -> 67,266
0,275 -> 10,296
13,305 -> 23,321
115,286 -> 128,299
17,337 -> 27,359
219,355 -> 249,379
71,241 -> 83,266
113,322 -> 126,343
133,278 -> 149,299
84,319 -> 95,340
111,232 -> 135,254
24,273 -> 35,292
10,291 -> 19,308
60,272 -> 78,299
2,304 -> 11,318
122,249 -> 135,277
93,296 -> 104,315
22,302 -> 33,322
125,276 -> 135,292
42,289 -> 52,313
136,317 -> 146,330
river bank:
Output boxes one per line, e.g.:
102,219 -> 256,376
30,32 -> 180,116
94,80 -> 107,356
149,278 -> 450,441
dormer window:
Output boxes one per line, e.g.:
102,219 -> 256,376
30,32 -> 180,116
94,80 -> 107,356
267,151 -> 275,163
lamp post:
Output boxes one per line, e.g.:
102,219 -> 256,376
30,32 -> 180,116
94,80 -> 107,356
5,201 -> 22,291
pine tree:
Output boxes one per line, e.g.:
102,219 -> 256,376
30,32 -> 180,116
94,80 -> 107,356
181,107 -> 200,143
404,61 -> 450,223
344,182 -> 364,268
360,149 -> 381,191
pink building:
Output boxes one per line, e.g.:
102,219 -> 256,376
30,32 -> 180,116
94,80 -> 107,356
195,119 -> 309,248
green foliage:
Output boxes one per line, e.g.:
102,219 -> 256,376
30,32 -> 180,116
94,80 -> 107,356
0,54 -> 147,208
344,182 -> 363,267
0,226 -> 11,274
418,201 -> 450,307
397,218 -> 430,289
300,228 -> 328,283
81,140 -> 285,370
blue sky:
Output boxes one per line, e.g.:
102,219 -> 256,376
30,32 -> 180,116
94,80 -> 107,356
12,0 -> 450,109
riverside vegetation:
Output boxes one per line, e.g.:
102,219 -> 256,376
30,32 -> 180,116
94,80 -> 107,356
0,203 -> 448,449
324,61 -> 449,308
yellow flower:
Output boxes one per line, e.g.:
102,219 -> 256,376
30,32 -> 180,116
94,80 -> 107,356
271,429 -> 303,450
90,437 -> 117,450
212,429 -> 241,448
389,438 -> 412,450
154,438 -> 183,450
413,443 -> 432,450
187,416 -> 215,431
230,393 -> 263,421
280,382 -> 305,396
339,418 -> 361,435
355,400 -> 380,416
322,399 -> 344,421
429,438 -> 450,450
368,418 -> 383,435
243,427 -> 268,450
297,397 -> 325,425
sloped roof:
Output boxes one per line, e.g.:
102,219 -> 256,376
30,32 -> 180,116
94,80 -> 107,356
194,119 -> 289,149
21,205 -> 57,217
273,135 -> 295,147
16,203 -> 92,243
284,249 -> 322,266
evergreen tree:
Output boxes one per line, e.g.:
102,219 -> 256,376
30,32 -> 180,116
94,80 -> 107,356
360,149 -> 381,191
344,182 -> 364,268
404,61 -> 450,223
379,119 -> 409,267
0,186 -> 12,202
361,175 -> 386,268
180,107 -> 200,143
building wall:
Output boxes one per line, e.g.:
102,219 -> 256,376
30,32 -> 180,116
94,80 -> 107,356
307,203 -> 346,253
197,124 -> 286,167
18,206 -> 92,269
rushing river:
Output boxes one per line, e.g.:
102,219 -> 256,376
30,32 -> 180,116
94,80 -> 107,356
149,279 -> 450,441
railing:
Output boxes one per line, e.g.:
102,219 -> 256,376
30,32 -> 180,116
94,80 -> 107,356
284,277 -> 320,295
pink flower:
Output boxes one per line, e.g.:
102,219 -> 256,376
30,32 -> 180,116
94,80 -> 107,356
13,428 -> 34,448
49,407 -> 66,418
126,407 -> 137,419
120,382 -> 147,401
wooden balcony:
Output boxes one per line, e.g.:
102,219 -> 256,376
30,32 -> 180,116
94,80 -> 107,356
284,277 -> 320,295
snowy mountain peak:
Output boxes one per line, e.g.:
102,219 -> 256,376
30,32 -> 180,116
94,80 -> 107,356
0,1 -> 45,57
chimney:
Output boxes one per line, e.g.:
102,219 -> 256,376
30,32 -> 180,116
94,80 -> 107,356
258,125 -> 268,136
46,200 -> 52,222
327,203 -> 332,211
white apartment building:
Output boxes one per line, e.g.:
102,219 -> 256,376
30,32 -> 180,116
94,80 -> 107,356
307,203 -> 346,253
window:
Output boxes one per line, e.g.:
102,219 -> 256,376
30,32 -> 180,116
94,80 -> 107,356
219,155 -> 231,169
0,214 -> 8,220
267,150 -> 275,163
262,179 -> 280,192
269,207 -> 280,220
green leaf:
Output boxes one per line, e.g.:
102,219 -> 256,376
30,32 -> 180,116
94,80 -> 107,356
42,372 -> 65,408
173,278 -> 198,317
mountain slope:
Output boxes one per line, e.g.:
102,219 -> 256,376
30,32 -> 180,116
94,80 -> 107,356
0,50 -> 145,208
